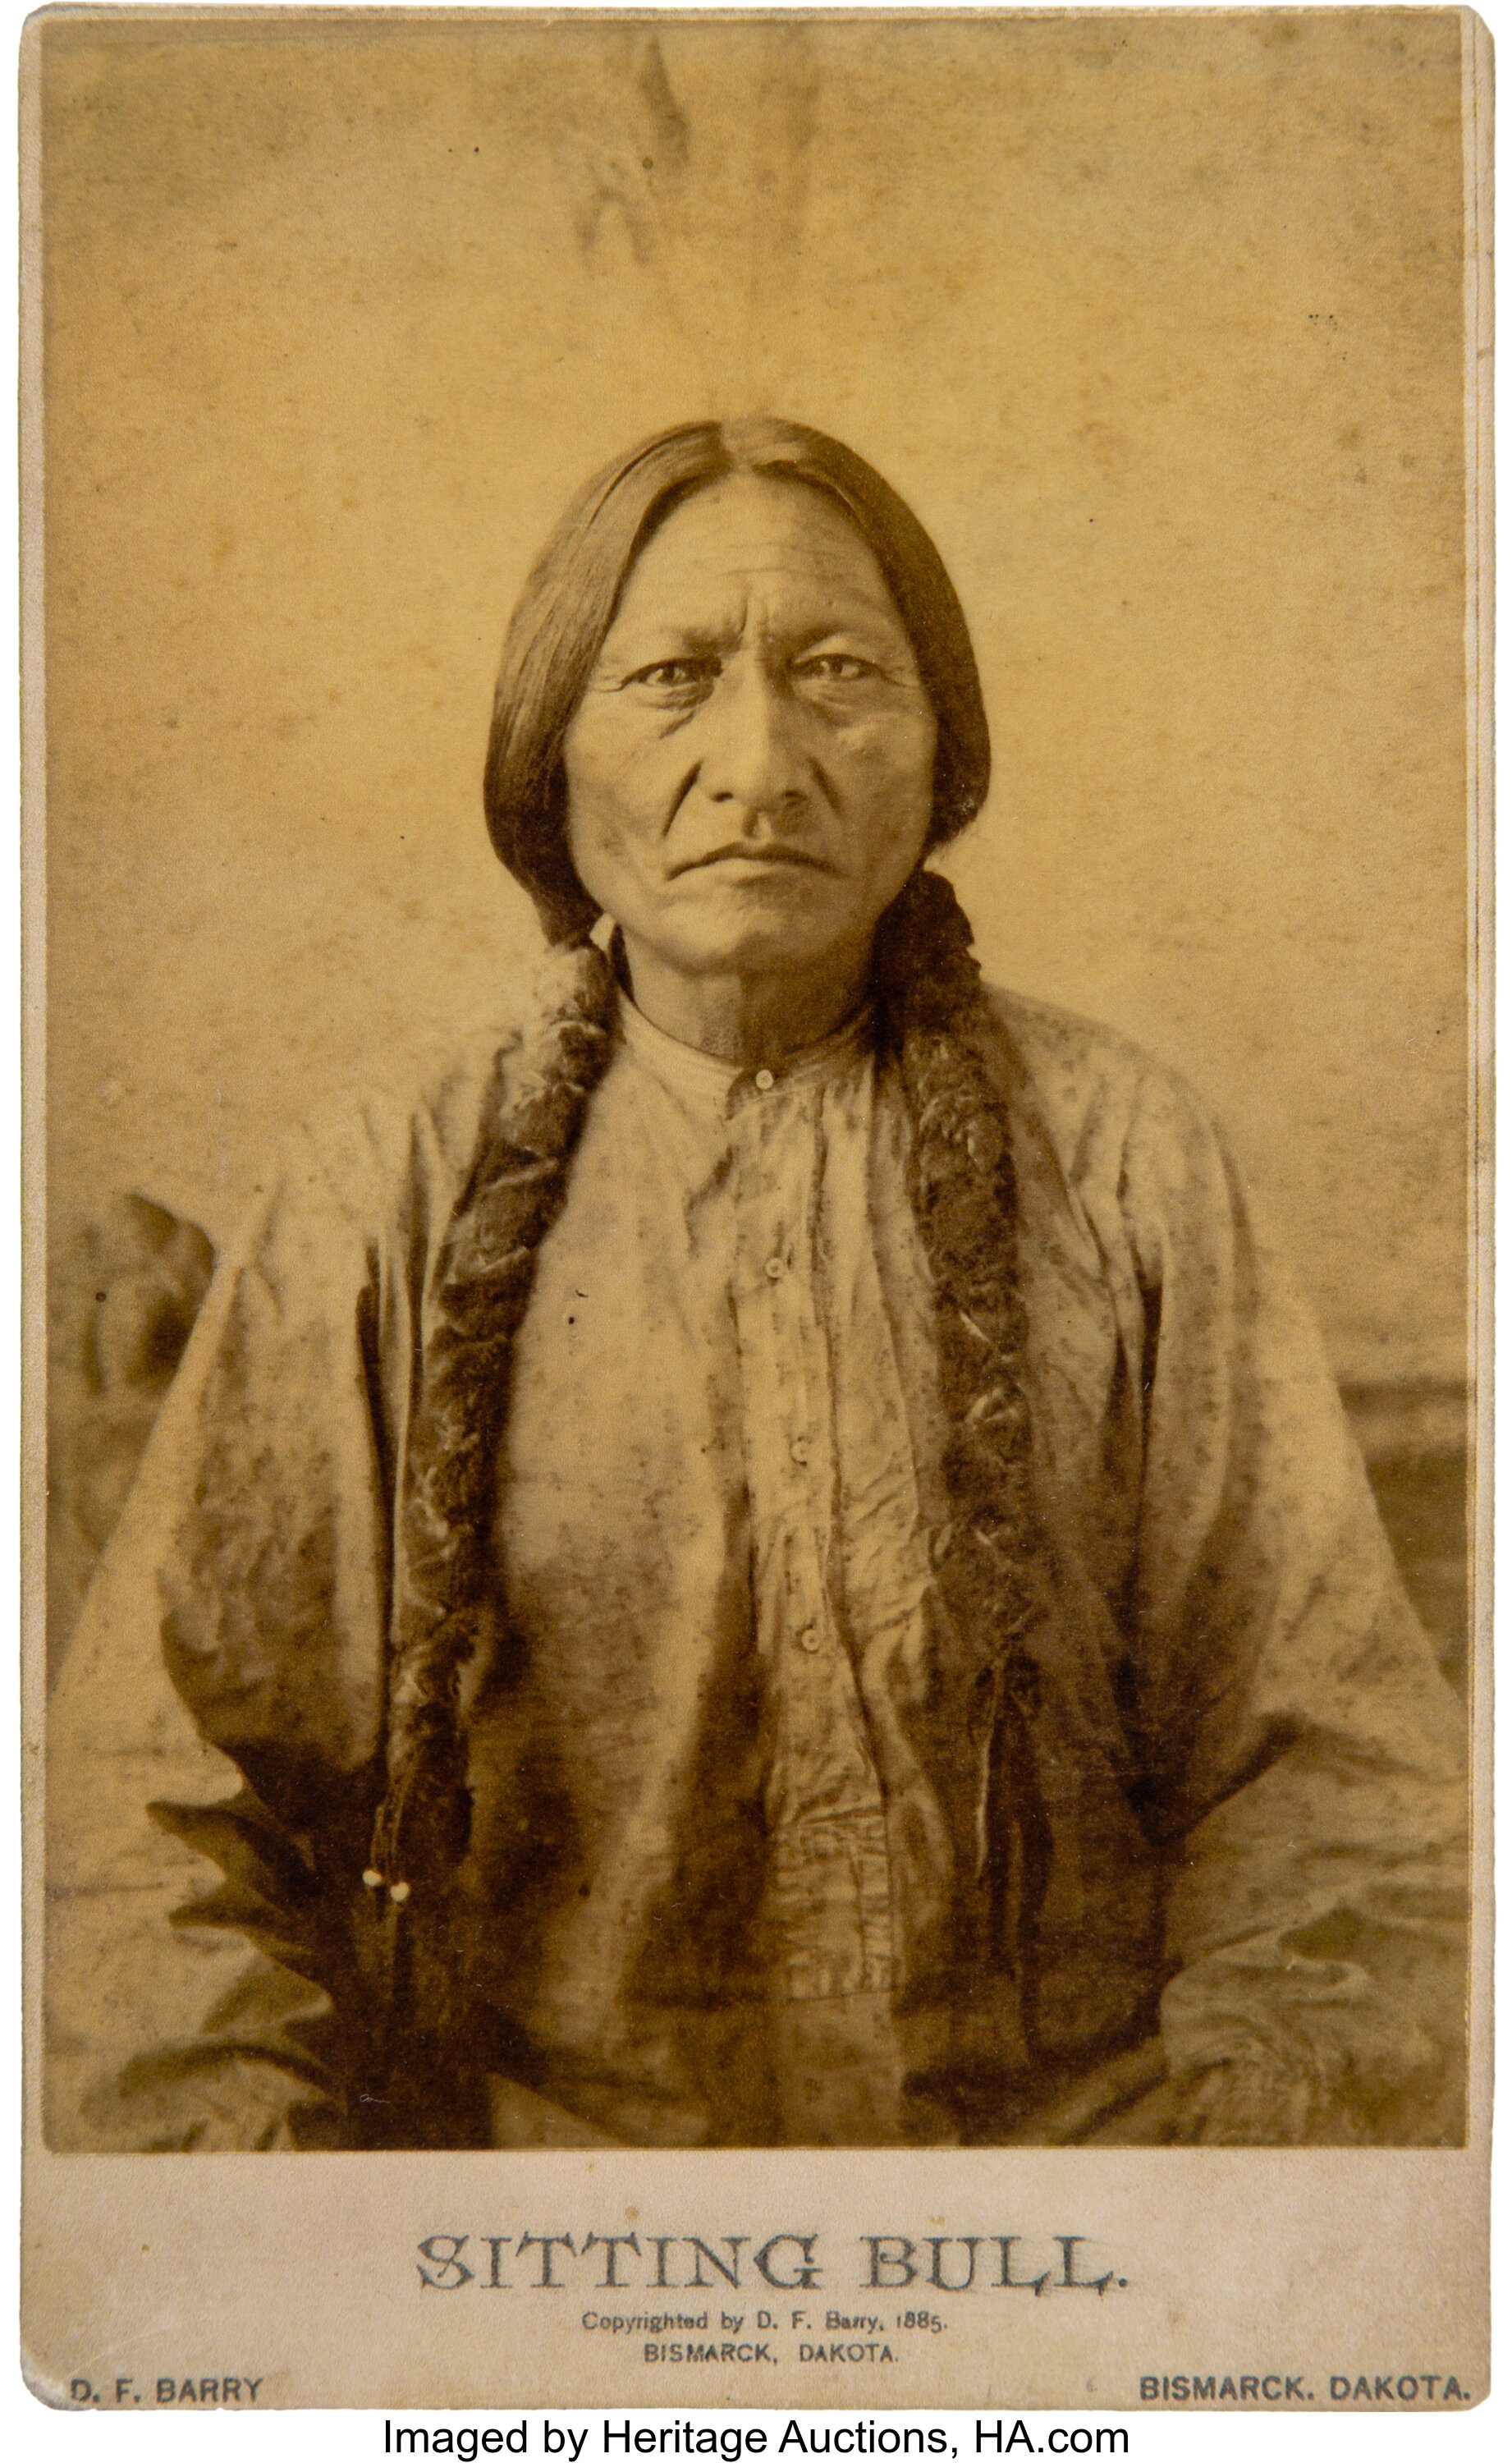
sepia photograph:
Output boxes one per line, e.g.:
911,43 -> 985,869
23,0 -> 1490,2411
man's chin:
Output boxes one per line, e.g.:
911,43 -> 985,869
657,882 -> 865,977
667,922 -> 863,979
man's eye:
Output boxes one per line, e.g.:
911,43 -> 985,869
794,654 -> 873,683
625,659 -> 714,691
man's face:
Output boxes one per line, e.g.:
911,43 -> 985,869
562,475 -> 938,980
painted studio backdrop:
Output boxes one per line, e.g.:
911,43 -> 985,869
41,9 -> 1470,1670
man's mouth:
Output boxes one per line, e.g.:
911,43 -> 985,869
673,843 -> 832,876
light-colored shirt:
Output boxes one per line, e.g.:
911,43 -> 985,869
44,970 -> 1468,2151
490,996 -> 956,2141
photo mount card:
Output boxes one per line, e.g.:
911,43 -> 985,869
21,4 -> 1491,2415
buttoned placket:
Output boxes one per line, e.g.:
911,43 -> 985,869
724,1058 -> 897,2003
598,995 -> 903,2021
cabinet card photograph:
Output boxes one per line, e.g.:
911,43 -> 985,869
22,2 -> 1490,2415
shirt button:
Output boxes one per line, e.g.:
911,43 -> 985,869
764,1256 -> 785,1281
798,1626 -> 821,1653
790,1438 -> 809,1465
754,1067 -> 776,1092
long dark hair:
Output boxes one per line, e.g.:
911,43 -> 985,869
483,416 -> 992,938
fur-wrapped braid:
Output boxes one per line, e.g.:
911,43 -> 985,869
357,941 -> 619,2121
873,872 -> 1054,2027
873,869 -> 1043,1645
359,874 -> 1053,2118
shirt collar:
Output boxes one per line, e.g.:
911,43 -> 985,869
616,988 -> 875,1115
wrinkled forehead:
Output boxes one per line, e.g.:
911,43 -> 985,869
608,471 -> 911,642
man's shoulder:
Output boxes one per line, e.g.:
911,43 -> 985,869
296,961 -> 570,1212
978,982 -> 1205,1141
969,983 -> 1233,1235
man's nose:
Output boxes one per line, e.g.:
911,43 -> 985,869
699,663 -> 809,819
